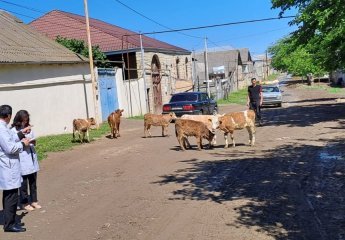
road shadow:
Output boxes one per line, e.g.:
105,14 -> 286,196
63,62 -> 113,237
153,138 -> 345,240
262,100 -> 345,128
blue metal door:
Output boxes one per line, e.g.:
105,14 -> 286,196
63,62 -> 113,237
98,68 -> 119,121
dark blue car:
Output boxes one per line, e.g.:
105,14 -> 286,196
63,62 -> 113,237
162,92 -> 218,117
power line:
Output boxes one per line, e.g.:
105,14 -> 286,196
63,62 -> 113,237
0,0 -> 45,14
125,16 -> 296,36
113,0 -> 202,39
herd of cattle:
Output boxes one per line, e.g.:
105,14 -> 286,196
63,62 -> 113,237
72,109 -> 256,151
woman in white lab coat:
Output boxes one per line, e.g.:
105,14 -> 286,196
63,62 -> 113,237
11,110 -> 41,211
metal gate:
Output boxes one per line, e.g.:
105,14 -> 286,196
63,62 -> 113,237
98,68 -> 119,121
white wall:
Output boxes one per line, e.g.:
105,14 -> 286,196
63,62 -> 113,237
115,68 -> 147,117
0,63 -> 101,136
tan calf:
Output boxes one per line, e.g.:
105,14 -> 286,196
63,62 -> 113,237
218,110 -> 256,148
72,117 -> 97,143
181,114 -> 221,145
144,112 -> 177,137
175,119 -> 215,151
108,109 -> 124,139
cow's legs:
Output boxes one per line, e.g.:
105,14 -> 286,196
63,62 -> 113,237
147,125 -> 152,137
246,126 -> 255,146
162,126 -> 165,137
211,135 -> 217,146
184,138 -> 192,149
224,132 -> 229,148
196,136 -> 203,150
86,130 -> 90,142
116,123 -> 121,137
72,130 -> 76,142
177,135 -> 186,151
144,123 -> 148,138
230,131 -> 235,147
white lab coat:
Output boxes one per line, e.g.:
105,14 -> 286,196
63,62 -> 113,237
0,120 -> 23,190
11,127 -> 39,176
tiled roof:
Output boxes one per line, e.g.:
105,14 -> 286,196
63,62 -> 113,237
0,11 -> 87,64
30,10 -> 190,54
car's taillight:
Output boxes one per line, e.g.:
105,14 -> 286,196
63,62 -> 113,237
183,105 -> 194,111
163,105 -> 171,111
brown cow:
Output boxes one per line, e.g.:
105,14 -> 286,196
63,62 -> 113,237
72,117 -> 97,143
144,112 -> 177,138
108,109 -> 124,138
218,110 -> 256,148
175,119 -> 215,151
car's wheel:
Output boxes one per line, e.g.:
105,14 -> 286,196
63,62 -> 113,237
198,110 -> 203,115
212,107 -> 218,115
277,103 -> 282,107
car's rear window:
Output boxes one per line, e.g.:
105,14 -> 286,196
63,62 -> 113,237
262,86 -> 280,93
170,94 -> 198,102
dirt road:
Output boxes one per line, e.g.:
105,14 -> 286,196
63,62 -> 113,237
1,80 -> 345,240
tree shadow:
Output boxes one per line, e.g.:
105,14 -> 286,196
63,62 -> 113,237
153,138 -> 345,240
262,101 -> 345,127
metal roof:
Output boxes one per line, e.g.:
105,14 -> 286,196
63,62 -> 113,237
0,11 -> 88,64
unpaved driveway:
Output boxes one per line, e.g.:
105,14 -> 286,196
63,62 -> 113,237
1,80 -> 345,240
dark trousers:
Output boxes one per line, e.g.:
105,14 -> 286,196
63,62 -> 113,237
249,101 -> 262,121
20,172 -> 38,204
2,188 -> 18,230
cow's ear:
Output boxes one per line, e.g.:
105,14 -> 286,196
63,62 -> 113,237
121,109 -> 124,112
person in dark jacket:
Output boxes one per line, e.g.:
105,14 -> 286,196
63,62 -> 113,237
247,78 -> 263,125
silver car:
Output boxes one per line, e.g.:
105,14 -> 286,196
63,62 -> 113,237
262,85 -> 283,107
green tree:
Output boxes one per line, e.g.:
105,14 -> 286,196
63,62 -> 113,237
56,36 -> 110,67
271,0 -> 345,71
268,36 -> 325,77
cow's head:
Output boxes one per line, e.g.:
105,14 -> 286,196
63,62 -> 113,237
207,115 -> 220,132
115,109 -> 124,116
169,112 -> 177,121
88,117 -> 97,126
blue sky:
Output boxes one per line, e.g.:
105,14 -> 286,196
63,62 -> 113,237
0,0 -> 297,55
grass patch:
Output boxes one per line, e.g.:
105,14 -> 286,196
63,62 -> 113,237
267,73 -> 279,81
299,84 -> 345,95
217,88 -> 248,105
35,123 -> 110,161
127,115 -> 144,120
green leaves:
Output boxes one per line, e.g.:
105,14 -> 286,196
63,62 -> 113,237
268,36 -> 326,77
56,36 -> 110,68
271,0 -> 345,71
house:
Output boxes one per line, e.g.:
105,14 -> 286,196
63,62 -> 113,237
30,10 -> 192,117
194,50 -> 243,99
0,11 -> 99,136
239,48 -> 253,86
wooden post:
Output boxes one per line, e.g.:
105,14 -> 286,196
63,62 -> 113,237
83,0 -> 99,127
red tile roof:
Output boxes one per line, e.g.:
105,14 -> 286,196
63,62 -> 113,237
30,10 -> 190,54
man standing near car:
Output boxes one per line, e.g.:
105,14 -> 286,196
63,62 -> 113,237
247,78 -> 263,125
0,105 -> 30,232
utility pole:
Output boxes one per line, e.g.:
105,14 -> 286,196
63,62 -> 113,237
192,49 -> 196,91
204,37 -> 210,97
140,33 -> 149,113
265,50 -> 269,81
83,0 -> 99,127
